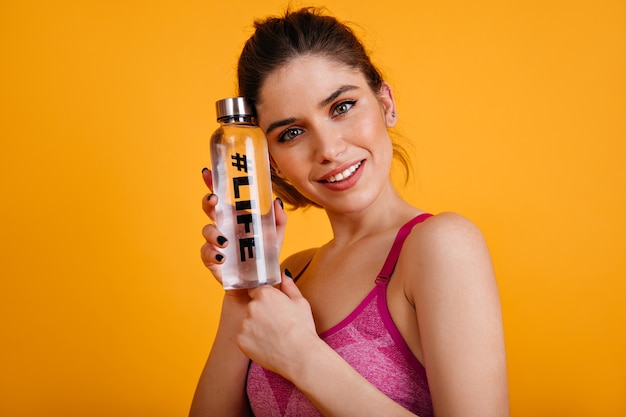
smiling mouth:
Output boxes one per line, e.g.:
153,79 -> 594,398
323,161 -> 362,183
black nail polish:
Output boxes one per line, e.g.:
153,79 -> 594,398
277,197 -> 284,210
217,235 -> 227,246
215,254 -> 224,262
285,268 -> 293,279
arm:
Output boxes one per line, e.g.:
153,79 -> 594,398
292,334 -> 422,417
190,168 -> 288,416
404,212 -> 510,416
189,294 -> 253,417
238,278 -> 423,417
237,213 -> 508,416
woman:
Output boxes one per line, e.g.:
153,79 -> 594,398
191,7 -> 509,417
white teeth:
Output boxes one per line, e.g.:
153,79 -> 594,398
326,162 -> 361,183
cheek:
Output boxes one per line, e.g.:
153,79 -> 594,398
269,148 -> 307,179
353,117 -> 392,153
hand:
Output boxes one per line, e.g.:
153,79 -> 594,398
199,168 -> 288,288
237,272 -> 319,378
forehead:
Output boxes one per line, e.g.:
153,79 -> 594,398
256,56 -> 365,115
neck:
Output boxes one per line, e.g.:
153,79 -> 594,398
323,185 -> 420,248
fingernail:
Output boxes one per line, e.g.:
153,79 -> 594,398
217,235 -> 227,246
207,193 -> 215,201
284,268 -> 293,279
277,197 -> 284,210
202,167 -> 209,173
215,254 -> 224,262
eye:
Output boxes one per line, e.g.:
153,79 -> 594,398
278,127 -> 304,143
332,100 -> 356,117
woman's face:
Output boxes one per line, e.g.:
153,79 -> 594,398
256,55 -> 397,213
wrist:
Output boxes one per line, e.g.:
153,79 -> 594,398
216,292 -> 250,330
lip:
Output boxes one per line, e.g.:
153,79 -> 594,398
317,160 -> 365,191
318,160 -> 364,182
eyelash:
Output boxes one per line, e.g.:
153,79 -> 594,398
276,99 -> 357,143
278,127 -> 304,143
332,100 -> 356,116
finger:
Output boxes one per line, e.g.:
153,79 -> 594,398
247,283 -> 276,300
274,198 -> 287,227
201,223 -> 228,248
280,269 -> 303,299
200,241 -> 226,267
201,167 -> 214,192
200,223 -> 228,271
202,192 -> 218,221
274,198 -> 288,248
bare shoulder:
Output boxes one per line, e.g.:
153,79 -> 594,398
408,211 -> 490,260
399,211 -> 497,300
399,212 -> 509,415
281,248 -> 318,278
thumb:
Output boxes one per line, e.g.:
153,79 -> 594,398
280,269 -> 302,299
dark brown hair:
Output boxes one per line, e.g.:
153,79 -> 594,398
238,7 -> 410,208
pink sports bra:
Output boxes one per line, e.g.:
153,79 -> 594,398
246,213 -> 434,416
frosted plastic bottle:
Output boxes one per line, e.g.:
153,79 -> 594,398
210,97 -> 281,290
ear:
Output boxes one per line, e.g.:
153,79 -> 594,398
378,82 -> 398,128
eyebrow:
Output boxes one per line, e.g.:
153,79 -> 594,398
265,85 -> 360,135
319,85 -> 359,108
266,117 -> 297,136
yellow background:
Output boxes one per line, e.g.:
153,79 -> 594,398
1,0 -> 624,416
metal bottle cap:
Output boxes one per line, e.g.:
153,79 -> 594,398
215,97 -> 256,120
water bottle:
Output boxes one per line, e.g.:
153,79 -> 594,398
210,97 -> 281,290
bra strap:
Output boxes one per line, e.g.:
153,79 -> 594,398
375,213 -> 433,285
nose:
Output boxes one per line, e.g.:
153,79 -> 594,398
312,124 -> 347,164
